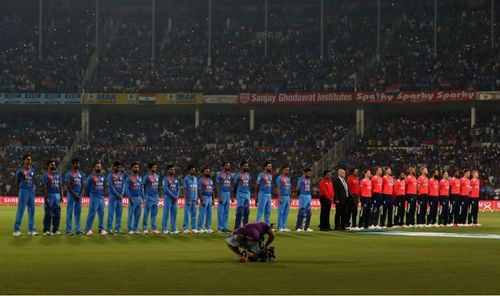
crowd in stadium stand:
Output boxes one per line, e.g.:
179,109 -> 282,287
76,113 -> 351,179
0,2 -> 94,92
1,0 -> 498,93
0,113 -> 79,195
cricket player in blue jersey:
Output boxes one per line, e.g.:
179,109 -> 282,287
183,165 -> 198,233
143,163 -> 160,234
215,161 -> 232,232
233,161 -> 251,229
125,162 -> 144,235
197,167 -> 214,233
295,168 -> 314,232
256,162 -> 273,225
107,161 -> 125,234
64,158 -> 84,235
42,160 -> 63,236
13,154 -> 38,236
161,164 -> 180,234
85,162 -> 107,236
275,165 -> 292,232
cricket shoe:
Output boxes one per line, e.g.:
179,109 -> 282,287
368,226 -> 376,230
205,229 -> 213,234
13,231 -> 22,237
86,230 -> 94,236
43,231 -> 51,236
296,228 -> 303,232
192,229 -> 199,234
162,230 -> 170,235
283,228 -> 291,232
128,231 -> 135,235
278,228 -> 285,232
170,230 -> 180,235
100,230 -> 108,236
53,231 -> 61,236
152,230 -> 161,235
28,231 -> 39,236
475,223 -> 482,227
143,230 -> 149,235
306,228 -> 314,232
197,229 -> 205,234
182,230 -> 191,234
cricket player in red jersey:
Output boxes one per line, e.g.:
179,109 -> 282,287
459,170 -> 471,225
393,172 -> 406,227
468,170 -> 481,226
370,166 -> 383,229
427,169 -> 440,226
380,167 -> 394,228
416,167 -> 429,226
449,170 -> 461,224
358,169 -> 372,229
405,166 -> 418,227
438,171 -> 450,226
347,169 -> 360,229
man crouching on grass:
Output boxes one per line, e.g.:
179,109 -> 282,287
226,221 -> 275,262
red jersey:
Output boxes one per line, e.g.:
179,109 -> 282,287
347,175 -> 359,195
359,178 -> 372,198
439,179 -> 450,197
428,178 -> 439,197
405,175 -> 417,194
470,178 -> 480,198
460,177 -> 471,196
417,175 -> 429,195
371,175 -> 383,194
318,178 -> 334,201
450,177 -> 461,195
382,175 -> 394,195
394,179 -> 406,196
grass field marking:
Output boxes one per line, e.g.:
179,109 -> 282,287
361,231 -> 500,239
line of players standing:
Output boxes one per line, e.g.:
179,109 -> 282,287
13,155 -> 317,236
343,166 -> 481,230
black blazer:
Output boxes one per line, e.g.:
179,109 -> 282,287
333,177 -> 349,203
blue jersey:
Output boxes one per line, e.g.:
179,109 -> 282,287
276,175 -> 292,196
125,174 -> 144,198
198,176 -> 214,196
297,177 -> 312,196
234,172 -> 251,194
16,167 -> 36,190
86,173 -> 105,198
216,171 -> 232,192
162,175 -> 180,198
64,169 -> 84,195
42,171 -> 62,194
143,173 -> 160,197
183,175 -> 198,200
257,172 -> 273,194
107,171 -> 125,197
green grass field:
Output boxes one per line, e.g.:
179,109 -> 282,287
2,206 -> 500,294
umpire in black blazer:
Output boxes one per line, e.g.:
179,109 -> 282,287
333,168 -> 349,230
